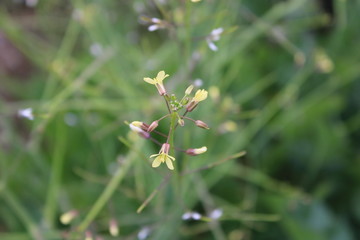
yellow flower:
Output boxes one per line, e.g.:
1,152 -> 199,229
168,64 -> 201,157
193,89 -> 208,102
144,70 -> 169,96
150,143 -> 176,170
186,89 -> 208,112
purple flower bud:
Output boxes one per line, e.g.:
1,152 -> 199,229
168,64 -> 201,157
147,121 -> 159,132
195,120 -> 209,129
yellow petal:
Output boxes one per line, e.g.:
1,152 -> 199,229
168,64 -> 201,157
152,157 -> 162,168
155,71 -> 169,83
165,158 -> 174,170
167,155 -> 175,161
150,154 -> 160,158
144,77 -> 155,84
194,89 -> 208,102
156,71 -> 165,79
131,121 -> 143,128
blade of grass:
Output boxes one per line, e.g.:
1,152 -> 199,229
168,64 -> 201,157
76,137 -> 136,232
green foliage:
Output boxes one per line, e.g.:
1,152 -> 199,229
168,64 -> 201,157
0,0 -> 359,239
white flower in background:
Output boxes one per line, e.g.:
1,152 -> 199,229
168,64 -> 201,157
206,28 -> 224,51
194,78 -> 203,87
138,227 -> 151,240
89,43 -> 103,57
209,208 -> 223,220
148,18 -> 164,32
18,108 -> 34,120
25,0 -> 38,7
182,211 -> 202,221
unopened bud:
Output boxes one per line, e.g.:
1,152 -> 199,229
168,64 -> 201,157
186,146 -> 207,156
109,219 -> 119,237
60,210 -> 78,225
195,120 -> 209,129
147,121 -> 158,132
178,118 -> 185,126
185,85 -> 194,95
181,97 -> 190,105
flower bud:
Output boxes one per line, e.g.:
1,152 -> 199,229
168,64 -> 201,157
147,121 -> 158,132
180,97 -> 190,105
185,85 -> 194,95
186,146 -> 207,156
195,120 -> 209,129
60,210 -> 78,225
109,219 -> 119,237
178,118 -> 185,126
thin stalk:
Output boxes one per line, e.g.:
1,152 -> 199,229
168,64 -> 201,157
163,95 -> 172,113
44,119 -> 67,228
152,129 -> 168,138
168,112 -> 182,206
2,190 -> 44,240
136,175 -> 171,213
156,114 -> 170,122
77,147 -> 134,232
184,0 -> 192,76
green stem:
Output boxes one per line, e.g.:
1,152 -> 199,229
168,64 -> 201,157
168,112 -> 182,203
77,152 -> 133,232
168,112 -> 177,158
2,190 -> 44,240
184,0 -> 191,73
44,118 -> 66,228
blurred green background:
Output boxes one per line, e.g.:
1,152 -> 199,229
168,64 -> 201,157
1,0 -> 360,239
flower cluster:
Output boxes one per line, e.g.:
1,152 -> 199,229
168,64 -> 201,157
129,71 -> 209,170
